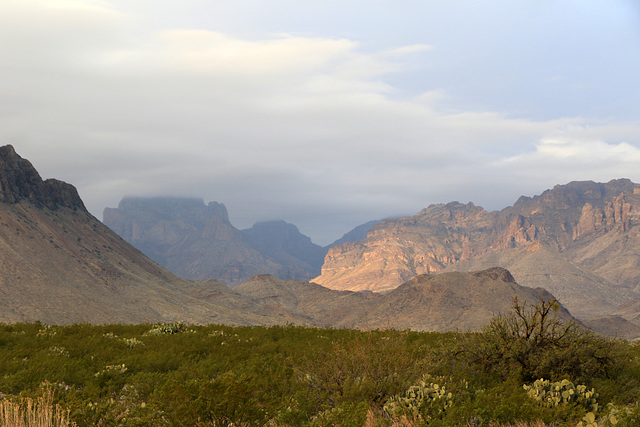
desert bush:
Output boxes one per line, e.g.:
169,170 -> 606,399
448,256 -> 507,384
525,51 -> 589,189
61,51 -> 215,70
298,330 -> 430,412
0,322 -> 637,426
143,321 -> 191,336
452,297 -> 621,383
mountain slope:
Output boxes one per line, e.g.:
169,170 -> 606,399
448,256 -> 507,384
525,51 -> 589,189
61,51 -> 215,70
241,220 -> 326,277
235,268 -> 575,332
0,145 -> 282,324
445,243 -> 630,319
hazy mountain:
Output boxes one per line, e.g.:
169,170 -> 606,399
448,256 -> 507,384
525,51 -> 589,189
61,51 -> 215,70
314,180 -> 640,322
241,220 -> 326,277
326,219 -> 383,248
104,198 -> 324,285
0,144 -> 630,337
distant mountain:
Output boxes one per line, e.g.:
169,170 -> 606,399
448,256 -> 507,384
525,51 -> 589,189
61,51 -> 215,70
0,145 -> 284,324
241,220 -> 326,277
326,219 -> 383,248
104,198 -> 326,285
313,180 -> 640,323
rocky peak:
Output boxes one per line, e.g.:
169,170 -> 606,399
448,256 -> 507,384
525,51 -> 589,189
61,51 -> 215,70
0,145 -> 86,211
241,220 -> 327,274
113,197 -> 229,226
473,267 -> 516,283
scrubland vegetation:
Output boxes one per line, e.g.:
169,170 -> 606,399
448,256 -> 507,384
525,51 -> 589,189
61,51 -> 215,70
0,299 -> 639,426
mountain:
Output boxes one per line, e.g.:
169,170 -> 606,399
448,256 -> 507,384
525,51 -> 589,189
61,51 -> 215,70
104,198 -> 325,285
241,220 -> 326,277
0,144 -> 624,336
313,180 -> 640,322
326,219 -> 383,248
235,267 -> 575,332
0,145 -> 284,325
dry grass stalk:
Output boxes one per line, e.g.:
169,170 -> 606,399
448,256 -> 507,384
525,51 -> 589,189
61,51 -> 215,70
0,386 -> 75,427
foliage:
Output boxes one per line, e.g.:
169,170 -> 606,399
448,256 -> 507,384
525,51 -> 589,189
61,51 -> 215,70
454,297 -> 622,383
0,310 -> 637,426
143,321 -> 192,336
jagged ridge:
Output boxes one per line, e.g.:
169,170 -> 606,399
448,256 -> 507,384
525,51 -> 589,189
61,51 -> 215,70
0,145 -> 86,210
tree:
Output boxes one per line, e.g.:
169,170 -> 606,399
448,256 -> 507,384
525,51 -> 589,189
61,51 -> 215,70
459,297 -> 619,383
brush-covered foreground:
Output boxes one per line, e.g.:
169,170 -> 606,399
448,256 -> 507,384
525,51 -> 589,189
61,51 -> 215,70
1,299 -> 639,426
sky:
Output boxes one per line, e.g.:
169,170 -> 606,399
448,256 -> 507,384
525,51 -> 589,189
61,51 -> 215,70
2,0 -> 640,245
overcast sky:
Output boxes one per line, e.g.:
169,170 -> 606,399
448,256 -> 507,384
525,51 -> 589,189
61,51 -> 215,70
2,0 -> 640,245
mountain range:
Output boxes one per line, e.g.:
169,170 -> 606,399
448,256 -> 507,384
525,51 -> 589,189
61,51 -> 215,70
103,198 -> 378,285
3,144 -> 640,339
313,180 -> 640,323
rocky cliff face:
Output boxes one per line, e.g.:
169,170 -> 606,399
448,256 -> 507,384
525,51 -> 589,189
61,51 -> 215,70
314,179 -> 640,321
0,145 -> 85,210
104,198 -> 326,285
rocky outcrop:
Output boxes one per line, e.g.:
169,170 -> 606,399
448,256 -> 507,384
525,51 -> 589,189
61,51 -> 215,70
0,145 -> 85,210
573,195 -> 632,238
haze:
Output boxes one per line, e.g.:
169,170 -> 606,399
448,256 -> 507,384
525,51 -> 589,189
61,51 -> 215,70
2,0 -> 640,245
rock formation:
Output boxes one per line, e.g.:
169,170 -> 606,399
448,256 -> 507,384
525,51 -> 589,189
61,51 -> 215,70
0,145 -> 85,210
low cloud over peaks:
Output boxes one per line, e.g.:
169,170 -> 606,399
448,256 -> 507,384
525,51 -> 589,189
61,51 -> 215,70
2,0 -> 640,245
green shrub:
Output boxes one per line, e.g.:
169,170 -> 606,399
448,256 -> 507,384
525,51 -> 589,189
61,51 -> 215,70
310,401 -> 369,427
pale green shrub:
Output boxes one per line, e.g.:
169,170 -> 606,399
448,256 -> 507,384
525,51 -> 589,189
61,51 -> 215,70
523,378 -> 598,411
143,321 -> 192,336
384,376 -> 453,423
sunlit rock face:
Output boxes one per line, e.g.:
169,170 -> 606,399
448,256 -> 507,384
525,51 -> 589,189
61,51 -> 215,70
314,179 -> 640,321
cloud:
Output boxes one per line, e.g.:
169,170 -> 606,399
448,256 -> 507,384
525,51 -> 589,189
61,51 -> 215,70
501,136 -> 640,174
1,1 -> 640,244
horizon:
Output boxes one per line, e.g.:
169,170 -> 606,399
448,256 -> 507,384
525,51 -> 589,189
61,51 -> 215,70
105,176 -> 634,246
